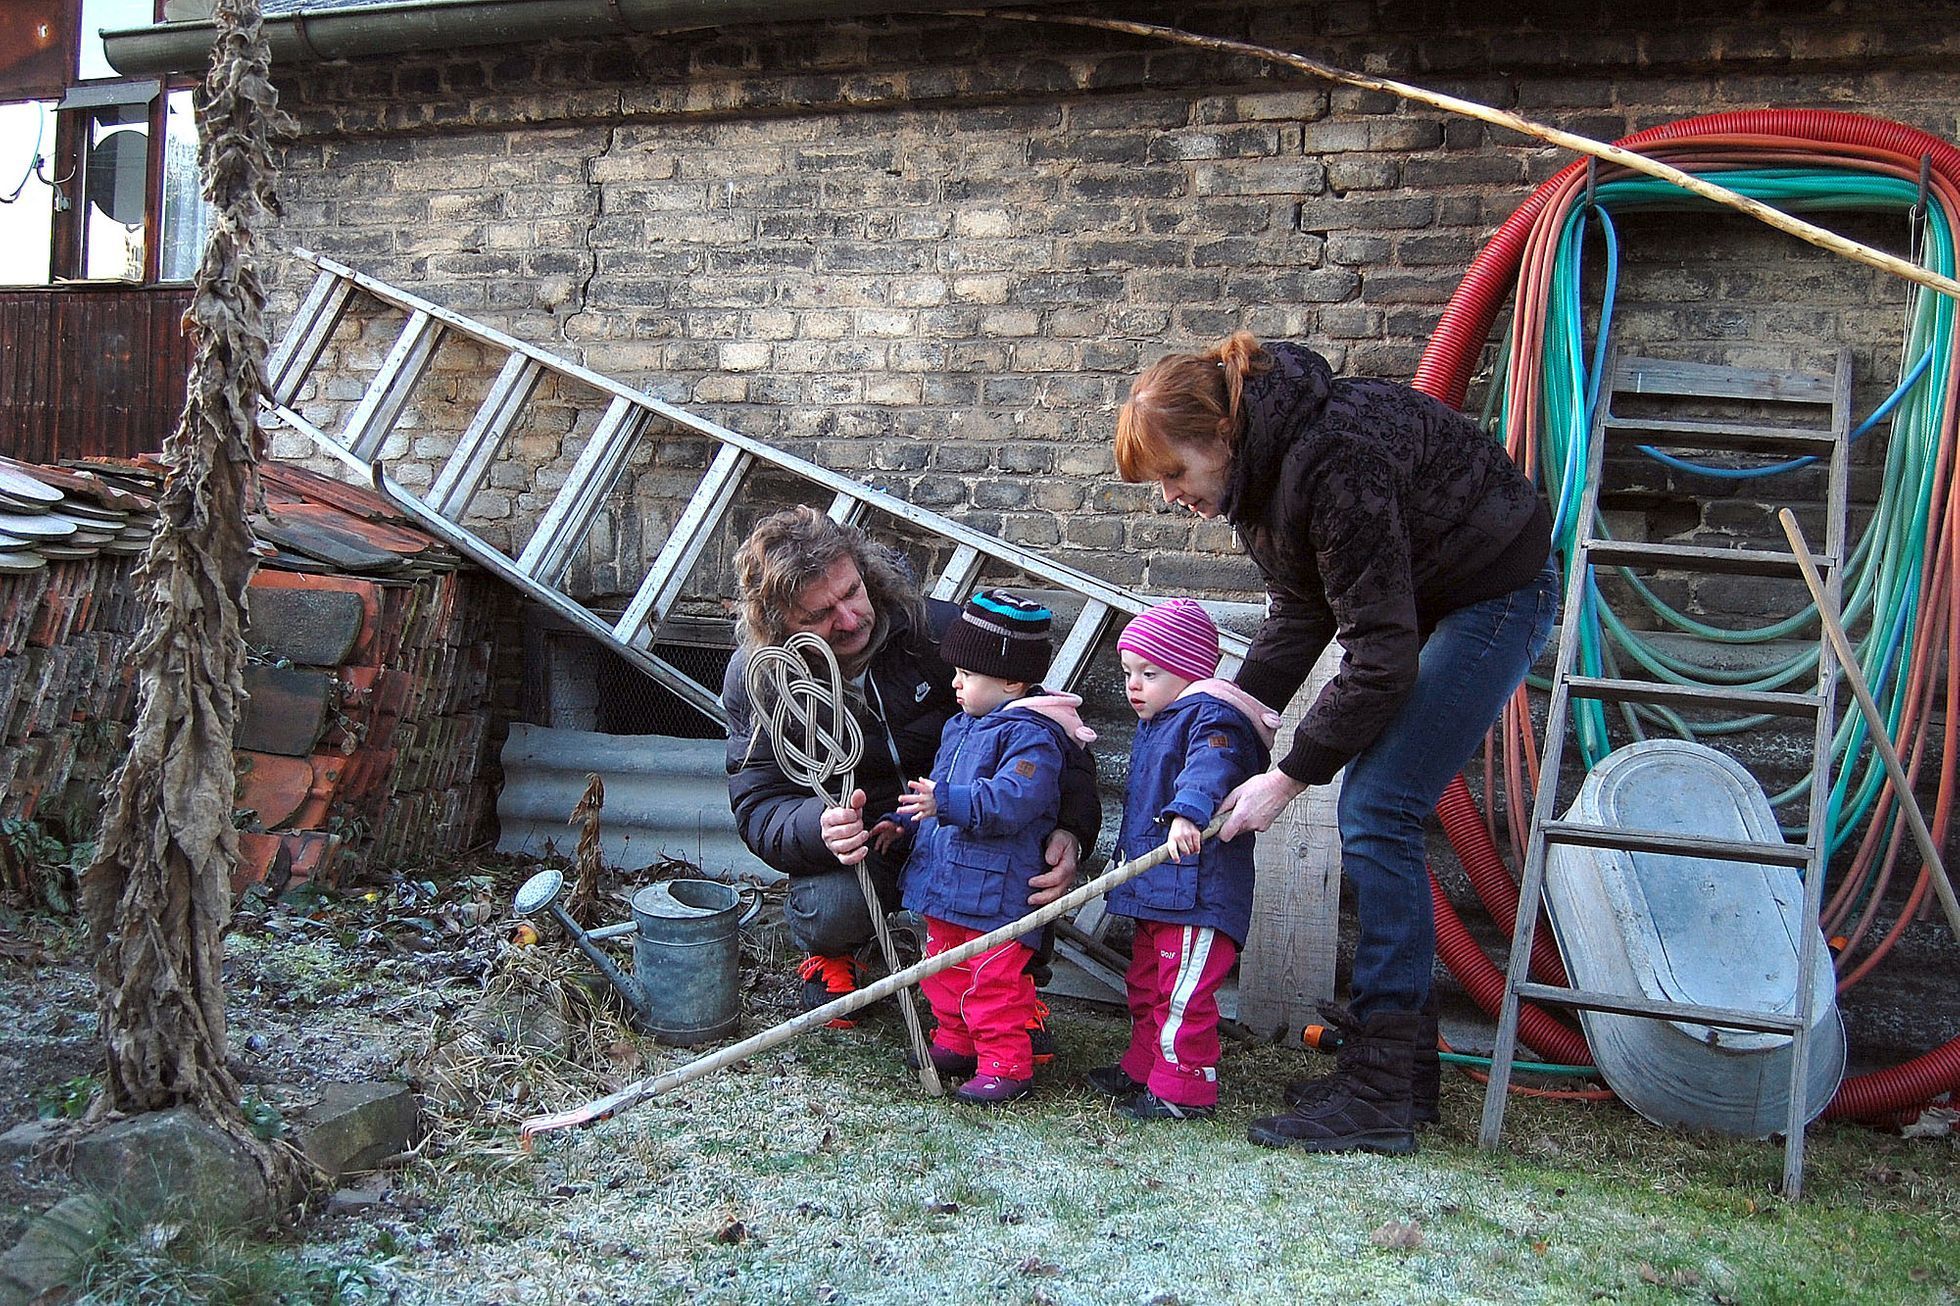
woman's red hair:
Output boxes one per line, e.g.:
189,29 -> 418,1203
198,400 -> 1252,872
1113,331 -> 1273,482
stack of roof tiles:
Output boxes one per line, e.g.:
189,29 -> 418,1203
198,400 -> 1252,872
0,455 -> 512,896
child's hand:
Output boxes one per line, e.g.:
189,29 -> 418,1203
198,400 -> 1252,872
1168,815 -> 1203,858
870,819 -> 906,854
895,777 -> 938,821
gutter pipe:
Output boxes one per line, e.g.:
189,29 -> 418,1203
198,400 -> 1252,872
103,0 -> 1071,77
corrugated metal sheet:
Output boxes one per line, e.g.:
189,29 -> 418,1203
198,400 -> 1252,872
496,723 -> 780,884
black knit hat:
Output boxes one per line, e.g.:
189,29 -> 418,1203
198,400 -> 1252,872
939,589 -> 1053,684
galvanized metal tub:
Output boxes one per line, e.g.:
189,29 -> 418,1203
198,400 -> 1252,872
1544,738 -> 1845,1137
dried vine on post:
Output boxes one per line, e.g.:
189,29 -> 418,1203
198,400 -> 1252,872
81,0 -> 302,1195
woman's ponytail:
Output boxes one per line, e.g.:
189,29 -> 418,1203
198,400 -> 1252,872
1208,330 -> 1272,441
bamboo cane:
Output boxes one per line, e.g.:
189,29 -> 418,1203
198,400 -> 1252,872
1777,509 -> 1960,945
519,815 -> 1225,1141
958,10 -> 1960,305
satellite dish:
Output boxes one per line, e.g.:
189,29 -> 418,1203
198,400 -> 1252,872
86,128 -> 147,226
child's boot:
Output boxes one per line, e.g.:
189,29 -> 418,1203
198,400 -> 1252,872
1117,1090 -> 1214,1121
954,1073 -> 1032,1106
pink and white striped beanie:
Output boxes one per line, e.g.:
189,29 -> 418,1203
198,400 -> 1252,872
1117,598 -> 1221,684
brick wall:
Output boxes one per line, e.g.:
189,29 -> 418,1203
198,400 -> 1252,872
262,0 -> 1959,615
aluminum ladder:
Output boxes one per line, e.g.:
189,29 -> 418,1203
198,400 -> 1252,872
260,247 -> 1247,986
1476,350 -> 1851,1199
263,248 -> 1250,717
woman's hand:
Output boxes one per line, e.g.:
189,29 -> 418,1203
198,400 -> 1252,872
1218,769 -> 1310,841
821,789 -> 872,865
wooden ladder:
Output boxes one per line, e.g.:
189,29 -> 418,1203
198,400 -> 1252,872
1476,350 -> 1851,1199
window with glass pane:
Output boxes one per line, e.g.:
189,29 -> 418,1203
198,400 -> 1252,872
80,103 -> 148,281
159,89 -> 205,281
0,101 -> 56,286
78,0 -> 156,81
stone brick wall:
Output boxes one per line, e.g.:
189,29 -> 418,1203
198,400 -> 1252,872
262,0 -> 1959,617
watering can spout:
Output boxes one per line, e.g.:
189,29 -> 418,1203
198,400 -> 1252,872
511,868 -> 649,1015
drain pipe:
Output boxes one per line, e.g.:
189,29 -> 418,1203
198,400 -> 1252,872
104,0 -> 1072,77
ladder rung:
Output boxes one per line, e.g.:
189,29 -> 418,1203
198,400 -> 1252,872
929,543 -> 983,603
1538,819 -> 1812,868
426,354 -> 545,521
268,270 -> 355,406
1583,539 -> 1831,579
1044,600 -> 1110,692
1565,676 -> 1821,718
514,396 -> 649,584
343,310 -> 444,462
1513,982 -> 1807,1035
828,492 -> 864,525
615,444 -> 753,648
1601,415 -> 1837,455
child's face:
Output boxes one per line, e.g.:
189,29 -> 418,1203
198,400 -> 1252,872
1122,651 -> 1190,721
952,668 -> 1024,718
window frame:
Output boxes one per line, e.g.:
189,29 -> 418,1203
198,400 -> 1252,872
6,0 -> 204,288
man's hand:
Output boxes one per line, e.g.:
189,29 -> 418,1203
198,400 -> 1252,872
1218,768 -> 1310,841
821,789 -> 872,865
1029,829 -> 1082,906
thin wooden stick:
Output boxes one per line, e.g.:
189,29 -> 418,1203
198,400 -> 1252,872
959,10 -> 1960,304
1778,509 -> 1960,945
519,815 -> 1225,1141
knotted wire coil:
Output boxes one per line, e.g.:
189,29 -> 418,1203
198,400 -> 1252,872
742,631 -> 864,808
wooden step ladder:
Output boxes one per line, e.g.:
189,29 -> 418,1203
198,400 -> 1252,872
1476,351 -> 1851,1199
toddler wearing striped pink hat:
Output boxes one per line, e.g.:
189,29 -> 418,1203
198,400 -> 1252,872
1090,598 -> 1280,1121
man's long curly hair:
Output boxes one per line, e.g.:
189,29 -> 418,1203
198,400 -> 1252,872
734,504 -> 925,657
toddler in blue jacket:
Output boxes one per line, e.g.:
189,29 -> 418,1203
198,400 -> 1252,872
894,590 -> 1096,1107
1088,598 -> 1277,1120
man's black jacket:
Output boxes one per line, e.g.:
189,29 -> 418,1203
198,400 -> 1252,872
723,597 -> 1101,879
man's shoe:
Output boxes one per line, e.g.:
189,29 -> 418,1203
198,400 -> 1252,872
797,954 -> 862,1029
953,1073 -> 1033,1106
1117,1090 -> 1214,1121
1027,1000 -> 1057,1066
1286,995 -> 1443,1128
1083,1065 -> 1145,1098
1249,1005 -> 1418,1155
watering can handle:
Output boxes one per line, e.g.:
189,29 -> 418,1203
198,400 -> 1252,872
735,884 -> 764,929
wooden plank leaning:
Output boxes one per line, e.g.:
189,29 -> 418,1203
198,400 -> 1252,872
519,814 -> 1226,1143
1777,509 -> 1960,945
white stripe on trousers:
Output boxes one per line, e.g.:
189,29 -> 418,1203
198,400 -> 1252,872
1156,924 -> 1217,1069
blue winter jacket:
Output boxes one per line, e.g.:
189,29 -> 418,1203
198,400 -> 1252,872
901,693 -> 1096,936
1109,680 -> 1276,947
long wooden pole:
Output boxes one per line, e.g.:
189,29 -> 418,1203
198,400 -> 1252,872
1777,510 -> 1960,945
958,10 -> 1960,304
520,816 -> 1223,1141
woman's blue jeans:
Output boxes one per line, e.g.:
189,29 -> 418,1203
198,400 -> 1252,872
1335,561 -> 1560,1021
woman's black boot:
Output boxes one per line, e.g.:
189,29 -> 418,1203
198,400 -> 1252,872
1251,1006 -> 1418,1155
1284,997 -> 1441,1128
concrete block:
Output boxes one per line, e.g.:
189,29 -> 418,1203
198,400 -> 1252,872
295,1082 -> 422,1180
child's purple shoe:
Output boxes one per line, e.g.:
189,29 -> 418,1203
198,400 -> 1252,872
906,1043 -> 979,1078
953,1073 -> 1033,1106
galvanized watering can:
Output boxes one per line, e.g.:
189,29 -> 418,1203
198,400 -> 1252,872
512,868 -> 760,1045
